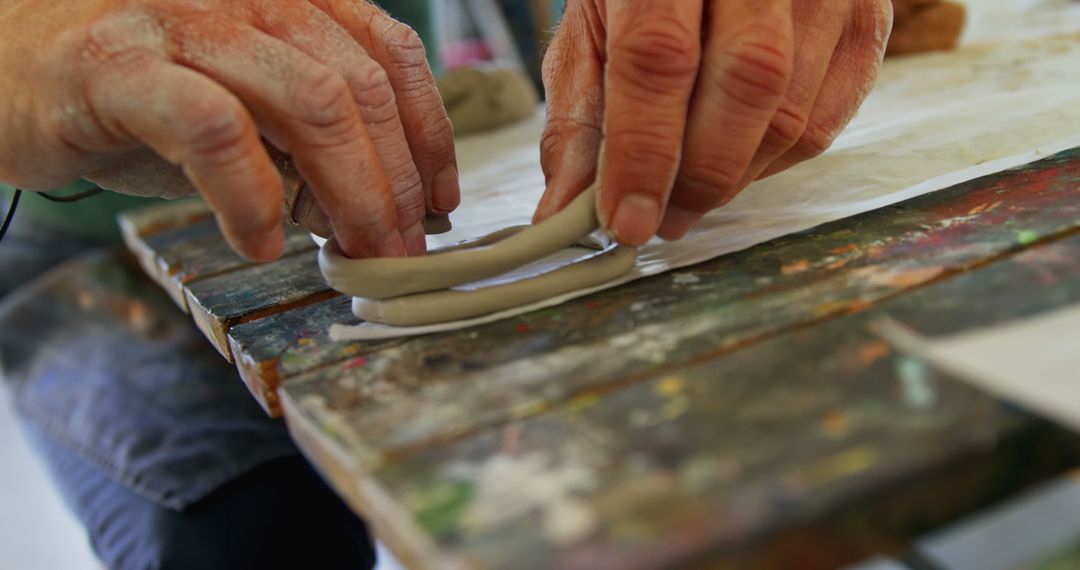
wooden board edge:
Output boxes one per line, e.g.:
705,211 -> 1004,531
185,287 -> 234,362
229,334 -> 283,418
280,389 -> 445,570
117,198 -> 212,238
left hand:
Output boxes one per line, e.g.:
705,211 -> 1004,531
534,0 -> 893,244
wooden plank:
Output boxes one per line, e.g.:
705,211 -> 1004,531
227,296 -> 359,416
117,197 -> 212,239
273,148 -> 1080,466
143,219 -> 316,310
283,231 -> 1080,570
184,250 -> 339,361
117,198 -> 212,291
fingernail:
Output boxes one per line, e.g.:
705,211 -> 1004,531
431,164 -> 460,214
657,205 -> 700,241
609,193 -> 662,246
403,222 -> 427,256
376,232 -> 409,258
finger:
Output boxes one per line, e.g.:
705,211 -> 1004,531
165,14 -> 405,259
661,0 -> 794,241
730,1 -> 847,190
600,0 -> 705,246
253,0 -> 428,255
309,0 -> 460,215
761,0 -> 890,177
84,52 -> 284,261
532,0 -> 605,223
291,185 -> 336,237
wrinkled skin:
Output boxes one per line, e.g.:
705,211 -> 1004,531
535,0 -> 894,246
0,0 -> 459,261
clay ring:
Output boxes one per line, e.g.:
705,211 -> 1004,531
318,186 -> 637,327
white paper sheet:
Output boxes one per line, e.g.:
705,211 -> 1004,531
876,304 -> 1080,432
331,22 -> 1080,341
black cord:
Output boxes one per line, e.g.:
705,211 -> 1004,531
37,187 -> 104,202
0,188 -> 21,243
0,185 -> 104,244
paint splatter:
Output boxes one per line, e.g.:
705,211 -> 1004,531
854,341 -> 892,367
782,259 -> 812,275
820,409 -> 851,438
568,392 -> 600,412
452,451 -> 597,545
656,376 -> 685,396
897,357 -> 937,410
343,357 -> 367,370
1017,229 -> 1039,245
797,447 -> 877,486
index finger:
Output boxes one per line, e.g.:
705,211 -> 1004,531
599,0 -> 704,246
310,0 -> 460,215
86,54 -> 285,261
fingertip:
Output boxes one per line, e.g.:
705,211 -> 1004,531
657,205 -> 701,241
402,222 -> 427,256
226,219 -> 285,263
252,224 -> 287,262
431,164 -> 460,214
532,195 -> 558,224
377,232 -> 409,258
607,193 -> 662,247
336,222 -> 408,259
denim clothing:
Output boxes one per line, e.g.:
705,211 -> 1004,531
0,216 -> 375,568
22,421 -> 375,570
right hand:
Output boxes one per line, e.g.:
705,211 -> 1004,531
0,0 -> 459,261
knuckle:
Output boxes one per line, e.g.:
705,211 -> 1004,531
394,185 -> 427,224
382,22 -> 428,68
795,119 -> 838,159
294,69 -> 355,128
852,0 -> 894,48
608,126 -> 682,171
182,100 -> 249,162
75,7 -> 163,67
539,117 -> 600,173
764,103 -> 810,150
402,102 -> 455,162
715,30 -> 792,109
611,17 -> 701,90
351,65 -> 396,115
415,113 -> 456,160
679,155 -> 744,200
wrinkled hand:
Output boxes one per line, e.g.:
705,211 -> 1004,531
0,0 -> 459,261
535,0 -> 892,245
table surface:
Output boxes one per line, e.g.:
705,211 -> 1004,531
116,146 -> 1080,569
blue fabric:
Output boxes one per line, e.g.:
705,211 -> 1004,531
22,421 -> 376,570
0,232 -> 298,509
0,221 -> 376,568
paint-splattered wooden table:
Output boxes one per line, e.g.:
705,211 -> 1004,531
119,147 -> 1080,569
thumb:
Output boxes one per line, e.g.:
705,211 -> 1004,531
532,3 -> 605,223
